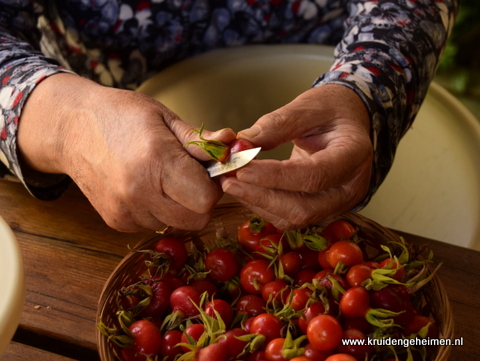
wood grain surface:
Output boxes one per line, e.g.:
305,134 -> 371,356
0,178 -> 478,360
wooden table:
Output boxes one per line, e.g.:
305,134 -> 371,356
0,178 -> 478,360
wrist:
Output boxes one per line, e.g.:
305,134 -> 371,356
314,84 -> 371,135
17,73 -> 100,175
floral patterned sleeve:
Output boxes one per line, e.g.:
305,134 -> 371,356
314,0 -> 458,208
0,0 -> 459,206
0,3 -> 73,200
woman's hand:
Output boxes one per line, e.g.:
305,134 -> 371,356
18,73 -> 236,231
221,84 -> 373,230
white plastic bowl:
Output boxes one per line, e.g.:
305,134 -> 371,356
0,216 -> 25,355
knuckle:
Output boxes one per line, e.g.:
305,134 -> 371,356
265,110 -> 287,128
300,172 -> 325,193
102,208 -> 140,232
166,211 -> 212,231
274,212 -> 311,230
254,111 -> 290,147
117,178 -> 143,204
100,183 -> 147,232
289,209 -> 314,228
280,160 -> 328,194
283,203 -> 317,229
192,192 -> 218,214
249,188 -> 272,210
186,215 -> 212,230
273,218 -> 294,231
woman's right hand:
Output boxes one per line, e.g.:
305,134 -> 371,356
18,73 -> 236,231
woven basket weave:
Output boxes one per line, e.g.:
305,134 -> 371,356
96,203 -> 454,361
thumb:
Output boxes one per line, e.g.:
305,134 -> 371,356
237,107 -> 309,151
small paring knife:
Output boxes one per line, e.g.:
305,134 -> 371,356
205,147 -> 261,178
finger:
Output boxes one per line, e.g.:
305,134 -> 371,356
158,145 -> 224,215
99,193 -> 213,232
134,119 -> 226,215
112,208 -> 170,233
235,156 -> 343,194
99,158 -> 218,231
147,198 -> 214,230
235,142 -> 372,194
237,85 -> 370,151
236,86 -> 337,150
236,105 -> 316,151
221,177 -> 356,230
119,124 -> 222,226
164,115 -> 237,161
87,189 -> 169,232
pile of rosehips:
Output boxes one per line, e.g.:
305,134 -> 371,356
99,215 -> 440,361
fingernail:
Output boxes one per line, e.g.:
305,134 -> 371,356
238,126 -> 260,141
212,127 -> 231,136
209,129 -> 226,139
223,182 -> 244,197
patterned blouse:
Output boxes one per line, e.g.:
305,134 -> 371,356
0,0 -> 458,205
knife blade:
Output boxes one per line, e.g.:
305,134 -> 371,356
205,147 -> 261,177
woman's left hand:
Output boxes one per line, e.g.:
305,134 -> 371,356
221,84 -> 373,230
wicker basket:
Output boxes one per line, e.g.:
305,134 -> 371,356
96,203 -> 454,361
